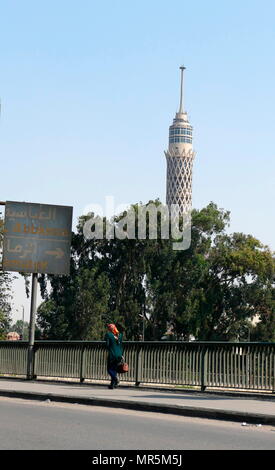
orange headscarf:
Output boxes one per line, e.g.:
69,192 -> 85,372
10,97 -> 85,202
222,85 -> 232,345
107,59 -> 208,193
107,323 -> 119,336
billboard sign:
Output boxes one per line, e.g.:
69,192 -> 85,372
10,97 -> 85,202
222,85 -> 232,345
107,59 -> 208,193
2,201 -> 73,275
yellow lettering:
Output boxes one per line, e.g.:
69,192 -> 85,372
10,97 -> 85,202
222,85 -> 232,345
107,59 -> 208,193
38,261 -> 48,270
12,223 -> 22,233
30,225 -> 39,234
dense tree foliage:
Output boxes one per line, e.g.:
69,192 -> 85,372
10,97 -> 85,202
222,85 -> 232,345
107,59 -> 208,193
36,202 -> 275,342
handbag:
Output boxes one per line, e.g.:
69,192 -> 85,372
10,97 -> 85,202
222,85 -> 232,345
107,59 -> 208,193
117,356 -> 129,374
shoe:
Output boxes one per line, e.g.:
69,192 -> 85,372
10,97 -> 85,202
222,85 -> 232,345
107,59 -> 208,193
114,377 -> 120,388
108,384 -> 114,389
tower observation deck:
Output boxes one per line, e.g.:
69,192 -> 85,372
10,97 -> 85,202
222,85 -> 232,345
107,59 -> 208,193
165,66 -> 195,215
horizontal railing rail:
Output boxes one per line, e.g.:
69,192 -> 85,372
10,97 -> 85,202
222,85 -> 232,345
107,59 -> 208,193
0,341 -> 274,393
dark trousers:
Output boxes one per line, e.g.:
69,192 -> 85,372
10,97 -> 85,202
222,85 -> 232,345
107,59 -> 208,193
107,361 -> 118,384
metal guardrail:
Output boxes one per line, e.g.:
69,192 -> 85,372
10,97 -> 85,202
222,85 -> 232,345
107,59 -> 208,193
0,341 -> 274,392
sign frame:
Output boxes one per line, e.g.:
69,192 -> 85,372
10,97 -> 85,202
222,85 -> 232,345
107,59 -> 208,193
2,201 -> 73,276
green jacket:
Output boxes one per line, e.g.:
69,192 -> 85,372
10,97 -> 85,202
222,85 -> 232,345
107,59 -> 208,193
105,331 -> 123,365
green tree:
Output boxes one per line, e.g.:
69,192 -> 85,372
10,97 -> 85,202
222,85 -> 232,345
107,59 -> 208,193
249,287 -> 275,342
170,229 -> 274,341
36,230 -> 110,339
143,202 -> 274,341
35,201 -> 275,343
145,202 -> 230,340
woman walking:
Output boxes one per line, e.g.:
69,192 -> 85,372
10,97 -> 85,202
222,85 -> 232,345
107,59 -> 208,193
105,323 -> 123,389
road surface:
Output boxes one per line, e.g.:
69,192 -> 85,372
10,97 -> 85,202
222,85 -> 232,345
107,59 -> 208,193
0,396 -> 274,450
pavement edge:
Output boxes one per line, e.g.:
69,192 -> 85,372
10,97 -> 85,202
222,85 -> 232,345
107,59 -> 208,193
0,388 -> 274,426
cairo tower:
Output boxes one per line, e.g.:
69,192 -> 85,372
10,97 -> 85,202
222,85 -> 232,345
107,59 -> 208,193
165,66 -> 195,216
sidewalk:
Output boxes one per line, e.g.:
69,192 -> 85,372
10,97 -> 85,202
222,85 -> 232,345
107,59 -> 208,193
0,378 -> 274,425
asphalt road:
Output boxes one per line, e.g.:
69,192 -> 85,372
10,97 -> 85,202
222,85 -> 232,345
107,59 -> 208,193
0,397 -> 274,450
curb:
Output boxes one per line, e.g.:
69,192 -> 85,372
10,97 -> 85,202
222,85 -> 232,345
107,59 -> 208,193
1,377 -> 274,401
0,389 -> 275,426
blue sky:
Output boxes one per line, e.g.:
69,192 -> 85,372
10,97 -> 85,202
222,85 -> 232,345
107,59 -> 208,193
0,0 -> 274,321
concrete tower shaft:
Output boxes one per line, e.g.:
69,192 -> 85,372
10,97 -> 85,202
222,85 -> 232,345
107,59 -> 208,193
165,66 -> 195,215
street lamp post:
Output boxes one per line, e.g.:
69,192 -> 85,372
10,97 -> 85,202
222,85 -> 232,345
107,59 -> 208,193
138,313 -> 145,341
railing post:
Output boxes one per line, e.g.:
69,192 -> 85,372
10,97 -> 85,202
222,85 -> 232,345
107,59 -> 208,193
80,344 -> 86,383
33,342 -> 37,380
200,345 -> 207,392
135,343 -> 142,387
273,346 -> 275,393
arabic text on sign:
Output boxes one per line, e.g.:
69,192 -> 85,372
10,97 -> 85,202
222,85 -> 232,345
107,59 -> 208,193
7,240 -> 38,258
3,259 -> 49,271
6,207 -> 56,220
7,223 -> 70,237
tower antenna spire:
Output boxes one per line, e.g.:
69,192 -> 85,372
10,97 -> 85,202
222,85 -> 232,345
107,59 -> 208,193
179,65 -> 186,113
165,65 -> 195,216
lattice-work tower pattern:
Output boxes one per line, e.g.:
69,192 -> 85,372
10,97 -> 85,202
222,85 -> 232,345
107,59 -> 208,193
165,66 -> 195,215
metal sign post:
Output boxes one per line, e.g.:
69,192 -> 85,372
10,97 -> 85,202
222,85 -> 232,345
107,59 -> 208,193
1,200 -> 73,380
27,273 -> 38,380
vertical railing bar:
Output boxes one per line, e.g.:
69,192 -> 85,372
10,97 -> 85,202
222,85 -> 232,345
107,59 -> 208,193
176,344 -> 178,384
261,348 -> 264,390
215,345 -> 217,386
193,345 -> 196,386
235,346 -> 239,388
181,345 -> 185,385
213,346 -> 215,387
267,348 -> 271,389
253,345 -> 256,389
150,346 -> 154,383
272,345 -> 274,392
214,346 -> 217,387
179,344 -> 182,385
180,345 -> 184,385
148,345 -> 152,383
200,345 -> 205,392
216,346 -> 219,387
160,346 -> 164,384
195,346 -> 198,385
157,345 -> 160,383
270,346 -> 273,391
175,344 -> 178,384
176,344 -> 179,384
231,345 -> 234,388
225,347 -> 229,387
244,346 -> 246,388
171,344 -> 175,384
218,346 -> 221,387
218,346 -> 220,387
188,345 -> 191,386
258,346 -> 261,389
186,347 -> 189,385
